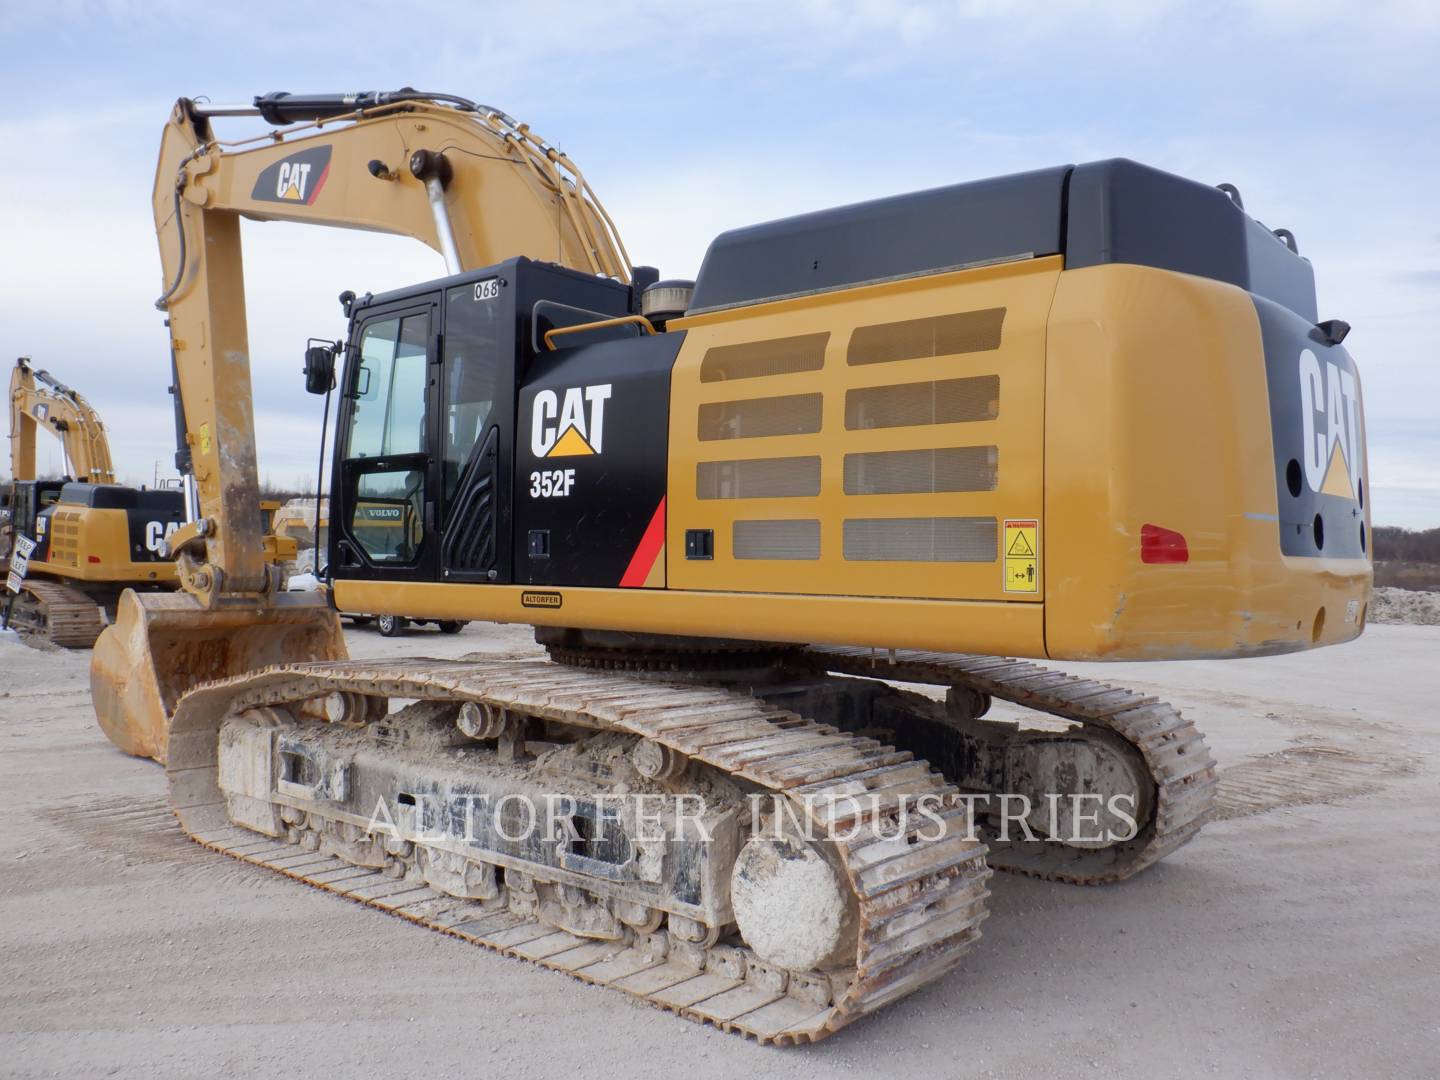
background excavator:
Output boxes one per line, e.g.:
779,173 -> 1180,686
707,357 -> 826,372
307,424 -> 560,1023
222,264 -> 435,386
90,90 -> 1370,1043
4,358 -> 299,646
5,357 -> 183,645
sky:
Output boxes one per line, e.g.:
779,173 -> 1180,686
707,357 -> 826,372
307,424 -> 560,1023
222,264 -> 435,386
2,0 -> 1437,526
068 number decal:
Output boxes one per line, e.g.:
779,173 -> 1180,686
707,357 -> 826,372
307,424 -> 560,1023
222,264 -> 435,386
529,468 -> 576,498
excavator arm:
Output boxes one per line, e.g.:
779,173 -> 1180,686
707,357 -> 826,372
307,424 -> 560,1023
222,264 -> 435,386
94,90 -> 630,760
8,357 -> 117,485
153,89 -> 628,598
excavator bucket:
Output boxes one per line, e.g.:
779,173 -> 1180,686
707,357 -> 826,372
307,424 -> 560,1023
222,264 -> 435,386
90,589 -> 346,763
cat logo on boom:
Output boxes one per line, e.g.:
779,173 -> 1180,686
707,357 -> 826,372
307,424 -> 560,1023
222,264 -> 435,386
250,145 -> 333,206
531,384 -> 612,458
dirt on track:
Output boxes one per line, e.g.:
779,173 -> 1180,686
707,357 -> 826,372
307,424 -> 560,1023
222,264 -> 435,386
1,620 -> 1438,1079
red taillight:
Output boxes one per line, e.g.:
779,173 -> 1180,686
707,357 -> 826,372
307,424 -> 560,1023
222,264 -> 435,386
1140,523 -> 1189,564
87,555 -> 101,564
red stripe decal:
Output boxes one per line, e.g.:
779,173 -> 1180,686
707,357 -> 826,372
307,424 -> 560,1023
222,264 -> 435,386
619,497 -> 666,587
305,160 -> 332,204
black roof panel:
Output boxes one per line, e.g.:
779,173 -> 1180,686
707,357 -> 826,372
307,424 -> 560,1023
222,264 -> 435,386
689,158 -> 1317,321
689,165 -> 1069,313
58,483 -> 185,512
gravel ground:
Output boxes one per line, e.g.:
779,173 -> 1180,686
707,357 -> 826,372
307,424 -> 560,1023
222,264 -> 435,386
1368,587 -> 1440,626
1,619 -> 1437,1079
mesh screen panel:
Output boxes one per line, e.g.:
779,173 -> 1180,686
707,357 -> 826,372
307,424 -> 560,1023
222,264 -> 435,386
733,519 -> 821,560
698,393 -> 823,441
700,333 -> 828,383
845,376 -> 998,430
847,308 -> 1005,366
697,456 -> 822,499
843,517 -> 997,562
843,446 -> 998,495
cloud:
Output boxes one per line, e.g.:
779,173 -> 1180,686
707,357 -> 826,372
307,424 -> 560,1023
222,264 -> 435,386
1392,269 -> 1440,286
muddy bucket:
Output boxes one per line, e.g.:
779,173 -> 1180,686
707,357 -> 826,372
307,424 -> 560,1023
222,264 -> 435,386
90,589 -> 346,763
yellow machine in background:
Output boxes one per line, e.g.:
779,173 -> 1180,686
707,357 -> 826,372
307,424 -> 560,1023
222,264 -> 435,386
5,357 -> 182,645
90,90 -> 1369,1043
267,495 -> 327,573
9,356 -> 116,486
4,359 -> 299,645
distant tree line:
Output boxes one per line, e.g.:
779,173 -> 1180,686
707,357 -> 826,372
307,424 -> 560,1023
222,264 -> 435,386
1373,526 -> 1440,564
259,478 -> 317,503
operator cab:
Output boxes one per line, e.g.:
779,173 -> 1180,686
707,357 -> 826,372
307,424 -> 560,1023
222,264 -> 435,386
317,257 -> 680,592
6,479 -> 66,552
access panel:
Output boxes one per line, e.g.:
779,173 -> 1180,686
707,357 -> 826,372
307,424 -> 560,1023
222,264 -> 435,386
515,334 -> 681,588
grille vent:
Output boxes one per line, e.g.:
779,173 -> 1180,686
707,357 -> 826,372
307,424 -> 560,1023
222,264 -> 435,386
733,519 -> 821,560
698,393 -> 823,441
845,376 -> 998,430
847,308 -> 1005,366
700,333 -> 828,383
843,517 -> 997,562
49,512 -> 81,566
697,456 -> 821,499
843,446 -> 998,495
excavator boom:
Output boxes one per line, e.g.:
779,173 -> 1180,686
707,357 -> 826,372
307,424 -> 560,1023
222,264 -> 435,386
9,357 -> 117,485
150,91 -> 628,595
95,91 -> 632,758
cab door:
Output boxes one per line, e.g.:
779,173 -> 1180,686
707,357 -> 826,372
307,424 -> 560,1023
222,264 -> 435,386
330,297 -> 442,583
436,277 -> 515,584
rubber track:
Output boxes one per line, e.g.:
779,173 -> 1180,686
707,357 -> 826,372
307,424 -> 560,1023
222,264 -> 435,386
165,656 -> 992,1044
804,647 -> 1217,884
10,580 -> 106,647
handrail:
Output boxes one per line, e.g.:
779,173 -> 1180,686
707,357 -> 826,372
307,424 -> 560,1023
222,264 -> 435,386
542,314 -> 656,351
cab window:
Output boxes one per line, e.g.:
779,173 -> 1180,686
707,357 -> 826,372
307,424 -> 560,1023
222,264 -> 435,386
346,315 -> 428,458
352,469 -> 425,563
341,312 -> 430,566
441,283 -> 501,503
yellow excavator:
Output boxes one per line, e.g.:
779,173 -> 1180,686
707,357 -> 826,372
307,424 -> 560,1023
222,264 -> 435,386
3,358 -> 298,646
5,357 -> 183,645
91,90 -> 1370,1043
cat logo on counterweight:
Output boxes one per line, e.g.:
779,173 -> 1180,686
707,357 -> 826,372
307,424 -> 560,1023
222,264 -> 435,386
1297,347 -> 1363,500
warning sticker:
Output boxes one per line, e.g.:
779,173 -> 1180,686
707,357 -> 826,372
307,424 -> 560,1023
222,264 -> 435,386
1003,518 -> 1039,593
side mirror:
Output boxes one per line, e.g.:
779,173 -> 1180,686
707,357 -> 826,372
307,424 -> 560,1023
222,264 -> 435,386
304,340 -> 337,395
